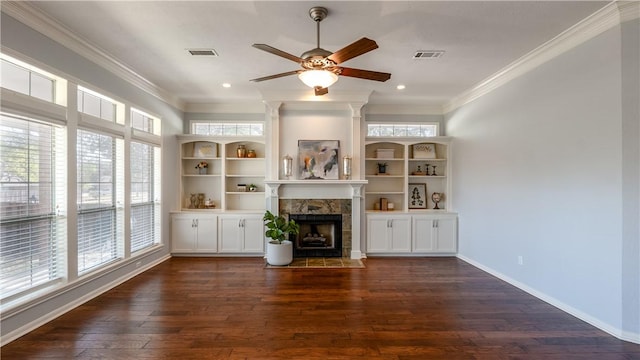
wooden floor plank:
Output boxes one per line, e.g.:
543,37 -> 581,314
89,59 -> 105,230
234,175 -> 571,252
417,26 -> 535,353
2,257 -> 639,359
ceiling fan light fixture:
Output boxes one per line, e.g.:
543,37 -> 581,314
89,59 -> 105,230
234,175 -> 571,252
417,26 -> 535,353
298,70 -> 338,89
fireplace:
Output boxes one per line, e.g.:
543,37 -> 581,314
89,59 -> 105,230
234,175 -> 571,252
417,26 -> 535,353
289,214 -> 342,257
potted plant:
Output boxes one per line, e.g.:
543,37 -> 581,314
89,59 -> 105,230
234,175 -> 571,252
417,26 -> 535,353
263,210 -> 300,266
195,161 -> 208,174
248,184 -> 258,192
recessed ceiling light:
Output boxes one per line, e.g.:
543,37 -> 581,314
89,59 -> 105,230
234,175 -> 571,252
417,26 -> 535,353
396,84 -> 406,90
222,83 -> 231,88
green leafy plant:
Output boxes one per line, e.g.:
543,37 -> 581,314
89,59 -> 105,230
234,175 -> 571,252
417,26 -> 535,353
263,210 -> 300,244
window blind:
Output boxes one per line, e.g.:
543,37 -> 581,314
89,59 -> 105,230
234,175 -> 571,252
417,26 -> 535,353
77,129 -> 123,274
130,142 -> 160,252
0,114 -> 66,298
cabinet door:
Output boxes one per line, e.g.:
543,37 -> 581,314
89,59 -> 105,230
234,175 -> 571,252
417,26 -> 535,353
241,216 -> 265,253
195,216 -> 218,252
412,217 -> 435,252
389,217 -> 411,252
367,217 -> 390,252
434,217 -> 457,253
172,216 -> 196,252
219,216 -> 242,252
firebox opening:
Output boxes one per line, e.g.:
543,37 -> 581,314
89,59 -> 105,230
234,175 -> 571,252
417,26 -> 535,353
289,214 -> 342,258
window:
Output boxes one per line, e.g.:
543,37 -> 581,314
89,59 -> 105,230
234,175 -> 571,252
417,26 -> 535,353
191,122 -> 263,136
77,86 -> 118,123
77,130 -> 124,274
367,123 -> 438,137
0,114 -> 66,299
131,109 -> 160,136
1,59 -> 55,102
130,142 -> 161,253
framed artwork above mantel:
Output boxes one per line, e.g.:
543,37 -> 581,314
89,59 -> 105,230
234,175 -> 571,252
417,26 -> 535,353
298,140 -> 340,180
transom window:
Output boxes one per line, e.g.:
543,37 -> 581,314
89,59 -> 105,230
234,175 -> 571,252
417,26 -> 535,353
1,58 -> 55,103
77,86 -> 119,123
367,123 -> 438,137
191,122 -> 264,136
131,108 -> 160,136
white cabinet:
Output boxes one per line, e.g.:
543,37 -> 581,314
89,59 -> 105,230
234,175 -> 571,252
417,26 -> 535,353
171,213 -> 218,253
218,214 -> 264,254
367,213 -> 457,255
367,215 -> 411,253
413,215 -> 457,254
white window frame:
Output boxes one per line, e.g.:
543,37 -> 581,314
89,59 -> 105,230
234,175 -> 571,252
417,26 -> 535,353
190,121 -> 264,136
366,122 -> 440,137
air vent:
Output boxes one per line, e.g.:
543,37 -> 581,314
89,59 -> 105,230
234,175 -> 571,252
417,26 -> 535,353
413,50 -> 445,59
188,49 -> 219,56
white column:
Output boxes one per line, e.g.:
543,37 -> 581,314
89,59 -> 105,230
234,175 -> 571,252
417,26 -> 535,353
350,183 -> 364,259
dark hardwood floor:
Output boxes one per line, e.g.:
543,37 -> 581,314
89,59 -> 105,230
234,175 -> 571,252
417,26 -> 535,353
2,257 -> 639,359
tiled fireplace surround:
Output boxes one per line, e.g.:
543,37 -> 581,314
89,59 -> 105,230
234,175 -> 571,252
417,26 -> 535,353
279,199 -> 352,257
264,181 -> 366,259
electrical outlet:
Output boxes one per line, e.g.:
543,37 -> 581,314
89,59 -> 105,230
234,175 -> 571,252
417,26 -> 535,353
517,256 -> 524,265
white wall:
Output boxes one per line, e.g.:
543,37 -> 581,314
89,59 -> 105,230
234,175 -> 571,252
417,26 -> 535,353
446,21 -> 639,341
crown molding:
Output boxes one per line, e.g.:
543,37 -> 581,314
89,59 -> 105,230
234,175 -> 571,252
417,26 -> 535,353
1,1 -> 185,111
444,1 -> 627,114
618,1 -> 640,23
185,102 -> 266,114
365,103 -> 444,116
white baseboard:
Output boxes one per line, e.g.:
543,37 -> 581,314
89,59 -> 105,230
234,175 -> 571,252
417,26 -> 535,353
1,254 -> 171,346
457,254 -> 640,345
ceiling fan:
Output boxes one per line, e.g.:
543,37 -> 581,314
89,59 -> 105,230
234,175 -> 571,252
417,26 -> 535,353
250,6 -> 391,96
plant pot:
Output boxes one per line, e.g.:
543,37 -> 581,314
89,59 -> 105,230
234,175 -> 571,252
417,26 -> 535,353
266,240 -> 293,266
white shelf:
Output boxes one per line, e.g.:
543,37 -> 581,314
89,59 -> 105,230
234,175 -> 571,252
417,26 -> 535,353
364,139 -> 451,212
178,138 -> 266,212
183,174 -> 222,177
409,158 -> 447,161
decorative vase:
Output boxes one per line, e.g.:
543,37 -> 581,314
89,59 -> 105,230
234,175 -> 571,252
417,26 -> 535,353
266,240 -> 293,266
198,168 -> 207,175
247,149 -> 256,158
197,193 -> 205,209
237,145 -> 247,158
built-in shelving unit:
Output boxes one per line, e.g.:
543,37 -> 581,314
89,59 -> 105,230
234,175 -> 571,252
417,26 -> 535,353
363,137 -> 456,256
177,136 -> 265,212
364,137 -> 452,212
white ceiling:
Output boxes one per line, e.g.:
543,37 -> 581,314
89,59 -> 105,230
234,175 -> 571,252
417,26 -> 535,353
26,1 -> 609,107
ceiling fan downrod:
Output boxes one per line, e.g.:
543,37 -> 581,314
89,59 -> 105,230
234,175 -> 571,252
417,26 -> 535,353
309,7 -> 327,49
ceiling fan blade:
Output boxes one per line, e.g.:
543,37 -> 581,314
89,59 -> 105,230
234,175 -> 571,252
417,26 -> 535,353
314,86 -> 328,96
327,38 -> 379,64
252,44 -> 304,63
339,67 -> 391,82
250,70 -> 301,82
